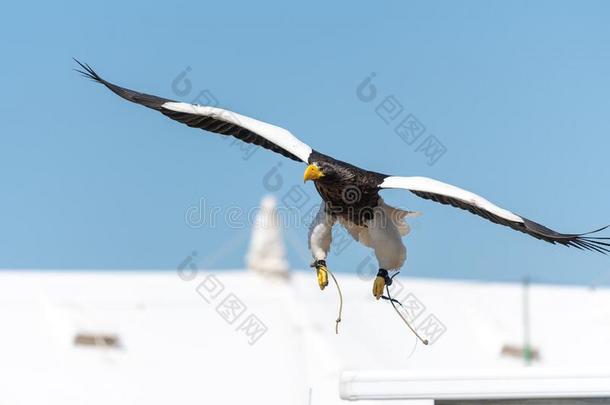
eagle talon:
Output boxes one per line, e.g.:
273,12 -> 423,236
373,269 -> 391,300
311,260 -> 329,290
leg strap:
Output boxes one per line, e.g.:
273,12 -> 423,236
311,259 -> 327,268
377,268 -> 393,286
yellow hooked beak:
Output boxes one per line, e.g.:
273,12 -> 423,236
303,164 -> 325,182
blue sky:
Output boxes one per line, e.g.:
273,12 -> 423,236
1,0 -> 609,285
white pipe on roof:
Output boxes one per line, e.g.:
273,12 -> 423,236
340,368 -> 610,401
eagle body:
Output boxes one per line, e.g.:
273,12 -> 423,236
309,152 -> 387,226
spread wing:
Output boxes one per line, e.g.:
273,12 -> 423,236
380,176 -> 610,253
74,60 -> 313,163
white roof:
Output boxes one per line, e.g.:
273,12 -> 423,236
1,270 -> 610,404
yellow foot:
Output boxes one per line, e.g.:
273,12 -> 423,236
372,269 -> 390,300
312,260 -> 329,290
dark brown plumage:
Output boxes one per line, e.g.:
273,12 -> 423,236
307,151 -> 386,225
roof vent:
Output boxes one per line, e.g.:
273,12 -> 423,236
73,332 -> 122,349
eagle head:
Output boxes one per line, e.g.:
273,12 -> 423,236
303,162 -> 337,183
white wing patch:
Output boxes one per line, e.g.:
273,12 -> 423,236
380,176 -> 524,223
162,102 -> 313,163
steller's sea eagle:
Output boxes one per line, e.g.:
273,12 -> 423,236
75,60 -> 609,299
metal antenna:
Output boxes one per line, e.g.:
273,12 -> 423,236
523,276 -> 532,366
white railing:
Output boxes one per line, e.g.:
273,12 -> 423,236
340,368 -> 610,403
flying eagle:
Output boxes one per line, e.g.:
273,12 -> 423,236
75,60 -> 609,299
